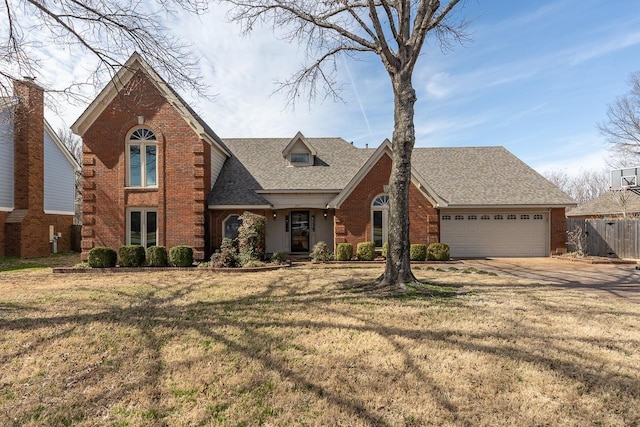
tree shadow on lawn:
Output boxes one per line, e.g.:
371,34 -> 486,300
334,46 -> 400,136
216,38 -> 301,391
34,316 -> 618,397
0,271 -> 638,425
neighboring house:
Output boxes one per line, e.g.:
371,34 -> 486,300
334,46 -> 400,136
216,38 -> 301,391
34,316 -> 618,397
0,79 -> 80,258
73,53 -> 576,260
566,190 -> 640,219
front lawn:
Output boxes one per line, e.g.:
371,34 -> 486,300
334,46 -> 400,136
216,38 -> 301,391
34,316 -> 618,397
0,266 -> 638,426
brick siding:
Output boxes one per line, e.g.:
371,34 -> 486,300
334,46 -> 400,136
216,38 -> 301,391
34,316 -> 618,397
550,207 -> 568,254
81,71 -> 210,260
333,153 -> 438,250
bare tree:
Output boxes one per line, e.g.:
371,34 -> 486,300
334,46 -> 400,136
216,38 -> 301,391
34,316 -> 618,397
599,71 -> 640,166
0,0 -> 209,102
219,0 -> 469,289
544,168 -> 609,204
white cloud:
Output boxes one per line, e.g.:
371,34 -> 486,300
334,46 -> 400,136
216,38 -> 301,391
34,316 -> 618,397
425,72 -> 452,99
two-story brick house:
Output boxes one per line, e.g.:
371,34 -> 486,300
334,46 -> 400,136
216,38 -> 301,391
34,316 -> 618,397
0,79 -> 79,258
73,53 -> 575,260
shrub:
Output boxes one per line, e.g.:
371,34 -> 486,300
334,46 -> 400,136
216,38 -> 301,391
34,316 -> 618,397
335,243 -> 353,261
88,247 -> 117,268
209,241 -> 239,268
356,242 -> 376,261
310,241 -> 332,262
118,245 -> 146,267
237,211 -> 266,266
170,245 -> 194,267
146,246 -> 168,267
410,244 -> 427,261
381,242 -> 389,259
427,242 -> 450,261
270,252 -> 287,264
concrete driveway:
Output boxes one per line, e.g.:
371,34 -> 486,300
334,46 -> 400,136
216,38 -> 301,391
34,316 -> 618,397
460,257 -> 640,304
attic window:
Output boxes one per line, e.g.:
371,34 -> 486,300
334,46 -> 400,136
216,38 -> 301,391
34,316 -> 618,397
291,153 -> 309,163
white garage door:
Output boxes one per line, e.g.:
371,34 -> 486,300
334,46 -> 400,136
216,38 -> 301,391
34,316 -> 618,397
440,212 -> 548,257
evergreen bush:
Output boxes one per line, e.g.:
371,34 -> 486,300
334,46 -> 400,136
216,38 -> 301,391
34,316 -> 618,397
118,245 -> 146,267
310,241 -> 332,262
88,247 -> 117,268
146,246 -> 168,267
170,245 -> 194,267
381,242 -> 389,259
335,243 -> 353,261
356,242 -> 376,261
427,242 -> 450,261
237,211 -> 266,266
410,244 -> 427,261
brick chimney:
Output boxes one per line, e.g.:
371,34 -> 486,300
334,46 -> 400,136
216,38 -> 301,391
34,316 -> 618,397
13,78 -> 45,212
4,78 -> 49,257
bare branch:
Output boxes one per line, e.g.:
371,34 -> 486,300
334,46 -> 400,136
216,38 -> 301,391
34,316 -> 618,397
599,72 -> 640,163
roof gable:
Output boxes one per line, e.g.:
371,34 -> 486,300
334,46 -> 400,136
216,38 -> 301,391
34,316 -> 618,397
71,52 -> 229,157
328,140 -> 445,209
566,190 -> 640,217
282,131 -> 317,157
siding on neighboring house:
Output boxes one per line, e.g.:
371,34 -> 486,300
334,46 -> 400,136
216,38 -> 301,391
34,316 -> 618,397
44,128 -> 75,214
0,110 -> 14,210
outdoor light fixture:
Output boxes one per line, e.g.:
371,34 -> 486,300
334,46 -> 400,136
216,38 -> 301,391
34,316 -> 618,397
323,210 -> 328,219
272,211 -> 277,219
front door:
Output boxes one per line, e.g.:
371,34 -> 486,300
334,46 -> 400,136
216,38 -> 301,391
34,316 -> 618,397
290,211 -> 310,252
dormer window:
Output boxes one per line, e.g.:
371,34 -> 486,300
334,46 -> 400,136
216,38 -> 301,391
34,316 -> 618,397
282,131 -> 316,167
291,153 -> 310,164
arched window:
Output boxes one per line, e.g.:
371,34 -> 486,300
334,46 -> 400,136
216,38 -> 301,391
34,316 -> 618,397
371,194 -> 389,249
223,215 -> 242,240
127,127 -> 157,187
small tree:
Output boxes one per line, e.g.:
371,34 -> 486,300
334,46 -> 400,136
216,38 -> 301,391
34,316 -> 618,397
566,226 -> 587,257
237,211 -> 266,266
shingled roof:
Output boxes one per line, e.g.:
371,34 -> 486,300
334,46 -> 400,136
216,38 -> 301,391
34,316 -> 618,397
208,137 -> 373,206
411,146 -> 576,207
566,190 -> 640,217
208,140 -> 576,208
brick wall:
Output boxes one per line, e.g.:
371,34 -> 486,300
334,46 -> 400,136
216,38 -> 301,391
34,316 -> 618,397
333,153 -> 438,250
550,207 -> 568,254
81,70 -> 211,260
0,212 -> 6,257
5,79 -> 51,258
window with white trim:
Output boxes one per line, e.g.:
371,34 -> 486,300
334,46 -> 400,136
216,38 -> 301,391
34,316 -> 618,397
127,127 -> 157,187
372,194 -> 389,248
127,208 -> 157,248
290,153 -> 310,164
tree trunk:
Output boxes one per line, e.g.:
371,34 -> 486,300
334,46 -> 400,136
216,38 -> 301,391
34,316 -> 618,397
377,72 -> 418,289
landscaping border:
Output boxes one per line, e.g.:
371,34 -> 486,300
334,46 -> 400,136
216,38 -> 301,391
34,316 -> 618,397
551,256 -> 638,265
52,264 -> 291,274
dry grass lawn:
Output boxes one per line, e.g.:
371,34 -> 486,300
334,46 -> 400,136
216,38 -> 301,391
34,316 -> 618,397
0,263 -> 638,426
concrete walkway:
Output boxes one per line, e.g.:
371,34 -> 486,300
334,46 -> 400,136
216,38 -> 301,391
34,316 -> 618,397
461,257 -> 640,303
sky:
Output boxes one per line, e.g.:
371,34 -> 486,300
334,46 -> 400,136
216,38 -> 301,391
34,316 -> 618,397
39,0 -> 640,177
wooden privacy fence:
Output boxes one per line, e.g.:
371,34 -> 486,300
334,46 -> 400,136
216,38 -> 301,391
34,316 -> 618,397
566,218 -> 640,259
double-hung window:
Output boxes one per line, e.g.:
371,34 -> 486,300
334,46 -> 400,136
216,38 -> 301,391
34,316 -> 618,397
127,127 -> 157,187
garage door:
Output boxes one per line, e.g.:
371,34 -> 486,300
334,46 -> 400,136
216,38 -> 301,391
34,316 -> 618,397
440,212 -> 548,257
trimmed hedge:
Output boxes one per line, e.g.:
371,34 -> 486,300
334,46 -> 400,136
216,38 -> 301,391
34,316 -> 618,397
170,245 -> 194,267
310,241 -> 332,262
146,246 -> 168,267
427,242 -> 450,261
410,244 -> 427,261
381,242 -> 389,259
118,245 -> 146,267
356,242 -> 376,261
335,243 -> 353,261
88,247 -> 117,268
